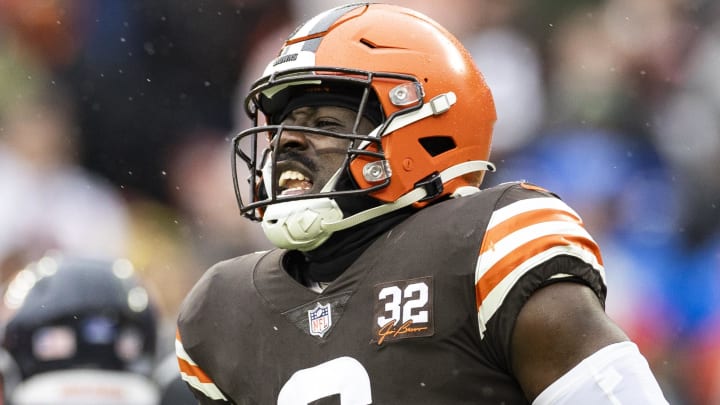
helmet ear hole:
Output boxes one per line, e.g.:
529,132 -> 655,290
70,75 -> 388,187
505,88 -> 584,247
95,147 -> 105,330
418,136 -> 456,157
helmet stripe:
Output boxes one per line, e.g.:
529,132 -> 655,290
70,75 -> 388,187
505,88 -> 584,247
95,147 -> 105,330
285,3 -> 367,54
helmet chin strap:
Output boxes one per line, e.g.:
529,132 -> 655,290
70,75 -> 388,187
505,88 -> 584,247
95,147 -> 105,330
261,160 -> 494,251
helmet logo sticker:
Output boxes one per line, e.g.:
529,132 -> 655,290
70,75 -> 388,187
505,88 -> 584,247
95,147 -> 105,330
273,53 -> 298,67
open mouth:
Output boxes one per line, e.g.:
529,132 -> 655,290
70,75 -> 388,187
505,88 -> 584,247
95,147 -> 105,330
278,170 -> 313,196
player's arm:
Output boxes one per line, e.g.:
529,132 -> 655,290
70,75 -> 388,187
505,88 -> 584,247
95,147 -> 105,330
175,331 -> 232,404
511,281 -> 669,404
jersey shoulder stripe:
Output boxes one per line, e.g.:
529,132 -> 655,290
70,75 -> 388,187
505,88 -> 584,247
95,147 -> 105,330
474,193 -> 605,337
176,330 -> 228,401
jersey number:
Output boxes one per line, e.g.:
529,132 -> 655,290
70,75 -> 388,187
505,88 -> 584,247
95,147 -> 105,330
377,282 -> 429,327
278,357 -> 372,404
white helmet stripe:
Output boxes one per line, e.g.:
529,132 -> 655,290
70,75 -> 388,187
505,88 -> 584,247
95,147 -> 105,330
291,4 -> 365,39
270,4 -> 365,75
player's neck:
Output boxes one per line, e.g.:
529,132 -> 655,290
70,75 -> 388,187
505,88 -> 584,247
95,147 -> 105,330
284,206 -> 415,285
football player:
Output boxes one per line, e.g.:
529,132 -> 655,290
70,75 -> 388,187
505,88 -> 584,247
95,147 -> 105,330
1,254 -> 160,404
176,3 -> 669,404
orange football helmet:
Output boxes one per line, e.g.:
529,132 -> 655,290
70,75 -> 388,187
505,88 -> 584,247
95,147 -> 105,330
232,3 -> 496,250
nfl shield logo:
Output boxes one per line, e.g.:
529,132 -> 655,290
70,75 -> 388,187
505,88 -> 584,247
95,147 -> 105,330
308,302 -> 332,337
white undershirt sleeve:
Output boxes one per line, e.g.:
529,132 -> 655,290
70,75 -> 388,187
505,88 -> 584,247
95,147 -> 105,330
533,341 -> 669,405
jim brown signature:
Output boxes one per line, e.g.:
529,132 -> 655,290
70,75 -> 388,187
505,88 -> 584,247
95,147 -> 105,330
376,319 -> 428,345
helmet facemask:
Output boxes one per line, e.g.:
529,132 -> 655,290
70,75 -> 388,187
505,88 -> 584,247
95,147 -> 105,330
232,67 -> 446,250
232,67 -> 423,222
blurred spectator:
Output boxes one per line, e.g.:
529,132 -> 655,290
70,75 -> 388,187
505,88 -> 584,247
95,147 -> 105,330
123,197 -> 201,333
0,84 -> 130,284
63,0 -> 291,203
0,253 -> 159,404
0,0 -> 92,68
652,10 -> 720,247
543,0 -> 695,132
166,129 -> 272,270
544,4 -> 632,129
393,0 -> 546,154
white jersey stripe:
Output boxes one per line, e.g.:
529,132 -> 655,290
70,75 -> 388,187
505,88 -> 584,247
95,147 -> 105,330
180,372 -> 229,401
477,245 -> 605,337
488,197 -> 582,229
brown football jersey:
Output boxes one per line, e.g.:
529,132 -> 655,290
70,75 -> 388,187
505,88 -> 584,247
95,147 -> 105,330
176,182 -> 606,404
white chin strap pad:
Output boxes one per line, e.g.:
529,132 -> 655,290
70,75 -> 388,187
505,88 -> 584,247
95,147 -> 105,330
262,198 -> 344,251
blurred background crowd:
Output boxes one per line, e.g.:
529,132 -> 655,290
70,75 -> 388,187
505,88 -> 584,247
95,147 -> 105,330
0,0 -> 718,403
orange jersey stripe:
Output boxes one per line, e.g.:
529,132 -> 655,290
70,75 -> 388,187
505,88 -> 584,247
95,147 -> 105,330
178,356 -> 214,384
480,208 -> 582,255
176,330 -> 214,384
475,233 -> 600,308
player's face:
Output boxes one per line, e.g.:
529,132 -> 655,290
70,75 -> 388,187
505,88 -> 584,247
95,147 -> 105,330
273,105 -> 375,196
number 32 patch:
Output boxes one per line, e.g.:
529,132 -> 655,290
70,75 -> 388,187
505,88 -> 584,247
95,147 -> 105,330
372,276 -> 434,345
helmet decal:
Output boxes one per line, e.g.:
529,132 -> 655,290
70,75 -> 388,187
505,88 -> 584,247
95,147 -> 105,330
266,4 -> 367,75
284,3 -> 367,53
